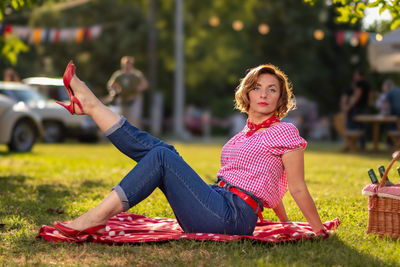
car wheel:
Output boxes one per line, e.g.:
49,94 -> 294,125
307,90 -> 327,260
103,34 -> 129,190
8,119 -> 37,152
43,121 -> 64,143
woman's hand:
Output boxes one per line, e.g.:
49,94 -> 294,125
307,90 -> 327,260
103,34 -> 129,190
282,148 -> 325,233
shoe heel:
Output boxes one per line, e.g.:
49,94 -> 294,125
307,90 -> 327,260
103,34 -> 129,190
56,101 -> 73,115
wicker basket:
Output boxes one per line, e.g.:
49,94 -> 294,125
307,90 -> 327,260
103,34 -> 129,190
367,151 -> 400,238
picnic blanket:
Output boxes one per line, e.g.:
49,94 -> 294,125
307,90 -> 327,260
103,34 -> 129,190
37,213 -> 340,244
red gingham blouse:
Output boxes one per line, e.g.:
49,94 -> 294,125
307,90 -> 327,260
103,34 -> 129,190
217,122 -> 307,209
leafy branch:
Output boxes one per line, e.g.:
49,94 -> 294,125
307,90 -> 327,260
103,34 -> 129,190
0,0 -> 40,64
304,0 -> 400,30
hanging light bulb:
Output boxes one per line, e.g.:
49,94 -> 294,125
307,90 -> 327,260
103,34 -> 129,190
209,16 -> 220,27
376,33 -> 383,42
232,20 -> 243,31
313,29 -> 324,40
258,23 -> 270,35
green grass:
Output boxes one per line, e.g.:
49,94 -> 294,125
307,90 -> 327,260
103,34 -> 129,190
1,141 -> 400,266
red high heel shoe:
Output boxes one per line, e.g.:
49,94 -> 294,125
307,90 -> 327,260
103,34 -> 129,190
52,221 -> 106,237
56,61 -> 84,114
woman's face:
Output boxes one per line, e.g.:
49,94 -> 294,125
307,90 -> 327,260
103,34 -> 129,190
247,73 -> 281,121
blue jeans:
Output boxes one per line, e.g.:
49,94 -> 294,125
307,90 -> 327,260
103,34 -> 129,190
105,117 -> 258,235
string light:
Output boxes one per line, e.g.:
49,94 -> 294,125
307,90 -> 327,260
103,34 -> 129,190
232,20 -> 243,31
258,23 -> 270,35
209,16 -> 220,27
313,29 -> 324,40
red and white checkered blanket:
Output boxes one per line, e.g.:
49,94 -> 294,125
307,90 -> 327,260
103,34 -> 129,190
37,213 -> 340,244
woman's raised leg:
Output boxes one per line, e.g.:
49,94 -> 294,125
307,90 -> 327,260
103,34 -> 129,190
66,63 -> 177,162
67,73 -> 121,132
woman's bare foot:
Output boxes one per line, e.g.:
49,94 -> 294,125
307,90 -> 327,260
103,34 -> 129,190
67,71 -> 121,132
62,211 -> 108,234
58,190 -> 124,234
69,74 -> 102,116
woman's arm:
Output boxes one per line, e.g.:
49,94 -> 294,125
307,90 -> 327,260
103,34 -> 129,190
273,200 -> 289,222
282,148 -> 324,233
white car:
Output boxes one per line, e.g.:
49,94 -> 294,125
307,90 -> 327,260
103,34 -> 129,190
0,81 -> 99,143
23,77 -> 69,102
0,94 -> 42,152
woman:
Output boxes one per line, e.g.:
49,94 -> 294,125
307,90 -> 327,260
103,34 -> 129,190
52,62 -> 327,237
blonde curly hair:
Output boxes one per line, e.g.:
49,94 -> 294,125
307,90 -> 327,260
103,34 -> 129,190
234,64 -> 295,119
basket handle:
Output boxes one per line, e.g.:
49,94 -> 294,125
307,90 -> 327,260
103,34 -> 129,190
378,151 -> 400,189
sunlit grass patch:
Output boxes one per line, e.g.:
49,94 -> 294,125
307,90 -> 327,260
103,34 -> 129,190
1,142 -> 400,266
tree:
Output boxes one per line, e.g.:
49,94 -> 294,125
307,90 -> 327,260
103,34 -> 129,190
0,0 -> 39,20
12,0 -> 375,134
0,0 -> 41,64
304,0 -> 400,30
25,0 -> 147,92
181,0 -> 362,115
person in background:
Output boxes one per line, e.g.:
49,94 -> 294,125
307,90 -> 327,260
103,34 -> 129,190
383,79 -> 400,117
375,79 -> 391,115
51,62 -> 328,239
107,56 -> 148,127
3,68 -> 20,82
342,69 -> 371,150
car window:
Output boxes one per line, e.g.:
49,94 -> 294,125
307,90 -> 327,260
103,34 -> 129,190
56,86 -> 70,101
29,84 -> 69,101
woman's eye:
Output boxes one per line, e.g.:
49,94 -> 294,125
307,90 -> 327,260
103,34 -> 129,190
253,87 -> 260,91
269,88 -> 276,93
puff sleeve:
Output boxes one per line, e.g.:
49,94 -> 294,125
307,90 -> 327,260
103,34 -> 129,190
263,123 -> 307,156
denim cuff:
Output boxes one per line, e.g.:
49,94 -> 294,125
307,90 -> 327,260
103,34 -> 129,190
104,116 -> 126,136
112,185 -> 130,211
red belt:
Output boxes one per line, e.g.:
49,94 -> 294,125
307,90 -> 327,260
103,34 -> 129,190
217,181 -> 263,221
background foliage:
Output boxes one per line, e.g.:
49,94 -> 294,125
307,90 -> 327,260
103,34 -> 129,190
0,0 -> 397,132
305,0 -> 400,30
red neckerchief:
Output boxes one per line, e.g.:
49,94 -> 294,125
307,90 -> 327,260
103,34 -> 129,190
246,115 -> 280,137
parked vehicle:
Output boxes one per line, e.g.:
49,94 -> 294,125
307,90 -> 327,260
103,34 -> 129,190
0,81 -> 99,143
23,77 -> 69,102
0,94 -> 42,152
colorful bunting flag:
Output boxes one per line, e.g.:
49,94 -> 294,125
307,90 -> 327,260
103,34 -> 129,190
4,24 -> 12,36
91,25 -> 102,39
359,32 -> 369,46
335,29 -> 377,47
336,31 -> 345,46
41,28 -> 50,43
33,28 -> 41,44
84,28 -> 91,41
76,28 -> 85,43
345,31 -> 353,43
0,22 -> 374,47
0,23 -> 103,44
369,33 -> 377,41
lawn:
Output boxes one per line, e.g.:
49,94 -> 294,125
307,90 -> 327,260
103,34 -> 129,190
1,141 -> 400,266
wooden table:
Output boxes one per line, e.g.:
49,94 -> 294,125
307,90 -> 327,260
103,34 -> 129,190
354,114 -> 398,151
